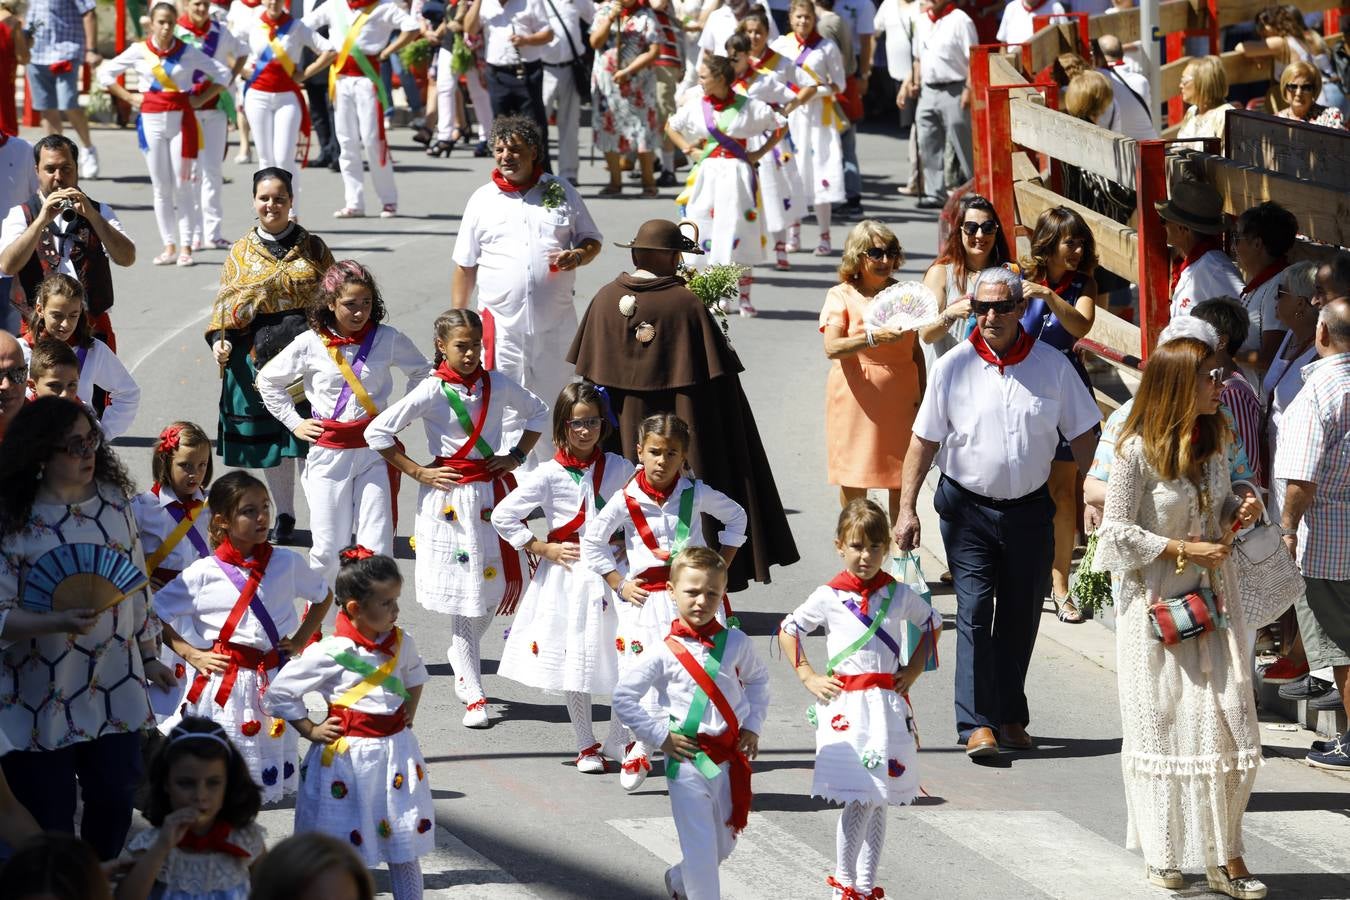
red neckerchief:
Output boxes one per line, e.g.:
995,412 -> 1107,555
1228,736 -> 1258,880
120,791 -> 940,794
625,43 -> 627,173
177,822 -> 251,859
239,0 -> 262,6
214,534 -> 274,576
969,324 -> 1036,374
636,469 -> 675,506
144,37 -> 184,58
1241,257 -> 1288,298
261,10 -> 291,33
793,31 -> 822,50
554,447 -> 600,470
177,14 -> 212,38
926,1 -> 956,21
1021,0 -> 1048,11
1105,59 -> 1126,68
348,0 -> 378,8
1037,270 -> 1077,296
434,361 -> 486,394
151,482 -> 204,517
707,91 -> 735,112
322,321 -> 374,347
1169,236 -> 1221,297
669,617 -> 725,650
490,165 -> 544,195
335,611 -> 398,655
827,570 -> 895,617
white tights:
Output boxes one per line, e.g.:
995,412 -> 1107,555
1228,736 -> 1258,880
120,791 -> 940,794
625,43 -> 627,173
263,458 -> 297,518
835,801 -> 887,896
564,690 -> 628,754
388,860 -> 423,900
449,612 -> 494,701
817,202 -> 833,239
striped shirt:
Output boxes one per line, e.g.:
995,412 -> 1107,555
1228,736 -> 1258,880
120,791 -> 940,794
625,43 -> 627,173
1222,371 -> 1264,488
28,0 -> 97,65
1272,352 -> 1350,580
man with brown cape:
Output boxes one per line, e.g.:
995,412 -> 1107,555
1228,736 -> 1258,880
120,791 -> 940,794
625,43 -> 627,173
567,219 -> 798,592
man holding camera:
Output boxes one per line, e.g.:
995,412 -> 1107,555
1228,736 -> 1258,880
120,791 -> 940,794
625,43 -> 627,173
0,135 -> 136,348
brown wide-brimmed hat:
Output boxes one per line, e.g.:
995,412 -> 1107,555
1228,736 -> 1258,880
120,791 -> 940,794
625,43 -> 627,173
614,219 -> 704,254
1154,180 -> 1226,234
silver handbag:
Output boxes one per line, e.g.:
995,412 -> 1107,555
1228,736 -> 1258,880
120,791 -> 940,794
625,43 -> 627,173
1231,511 -> 1306,628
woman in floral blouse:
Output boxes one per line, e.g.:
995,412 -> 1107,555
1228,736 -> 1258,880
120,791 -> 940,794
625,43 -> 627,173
1275,61 -> 1345,129
589,0 -> 662,197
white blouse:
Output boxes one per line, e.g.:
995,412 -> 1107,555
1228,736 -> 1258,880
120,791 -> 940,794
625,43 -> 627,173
264,627 -> 429,720
782,582 -> 941,675
131,485 -> 211,577
122,823 -> 266,898
491,453 -> 636,549
364,371 -> 550,460
19,338 -> 142,440
97,40 -> 233,92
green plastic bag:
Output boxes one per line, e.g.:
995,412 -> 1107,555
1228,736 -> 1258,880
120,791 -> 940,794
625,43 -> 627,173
450,35 -> 475,76
890,552 -> 938,672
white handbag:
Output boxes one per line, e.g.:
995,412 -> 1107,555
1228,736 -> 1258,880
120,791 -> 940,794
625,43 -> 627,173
1231,511 -> 1306,628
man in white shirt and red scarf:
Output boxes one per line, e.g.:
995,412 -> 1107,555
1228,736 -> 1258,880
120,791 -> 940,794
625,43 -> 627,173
1233,200 -> 1295,372
894,266 -> 1099,760
1157,180 -> 1243,320
995,0 -> 1065,45
451,115 -> 601,463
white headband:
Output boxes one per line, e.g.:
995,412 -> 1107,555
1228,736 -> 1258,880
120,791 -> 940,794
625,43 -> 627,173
168,728 -> 233,754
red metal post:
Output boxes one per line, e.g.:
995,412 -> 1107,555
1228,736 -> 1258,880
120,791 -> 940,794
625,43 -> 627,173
117,0 -> 128,53
970,45 -> 994,199
1165,32 -> 1184,126
1135,140 -> 1171,360
986,86 -> 1017,252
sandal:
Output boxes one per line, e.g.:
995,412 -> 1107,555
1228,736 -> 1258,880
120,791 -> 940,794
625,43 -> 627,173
1206,866 -> 1267,899
598,183 -> 623,196
1055,594 -> 1085,624
152,249 -> 176,266
176,253 -> 194,267
814,240 -> 832,256
332,207 -> 363,219
640,183 -> 660,198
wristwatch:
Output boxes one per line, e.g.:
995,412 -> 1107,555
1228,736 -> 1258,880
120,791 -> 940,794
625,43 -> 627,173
507,446 -> 527,465
1279,526 -> 1298,537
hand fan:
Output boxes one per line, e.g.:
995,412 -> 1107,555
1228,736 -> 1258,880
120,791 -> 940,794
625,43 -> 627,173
865,281 -> 939,334
21,543 -> 149,613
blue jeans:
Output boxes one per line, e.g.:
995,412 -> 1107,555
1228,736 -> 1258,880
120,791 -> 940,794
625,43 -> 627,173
934,475 -> 1054,740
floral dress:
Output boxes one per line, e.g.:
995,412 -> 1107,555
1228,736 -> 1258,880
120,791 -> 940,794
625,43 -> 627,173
592,3 -> 662,154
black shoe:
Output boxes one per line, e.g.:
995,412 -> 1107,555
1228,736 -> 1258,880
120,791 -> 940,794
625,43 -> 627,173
305,154 -> 336,169
1278,675 -> 1333,701
473,140 -> 490,158
271,513 -> 297,546
916,197 -> 945,209
427,139 -> 457,158
656,170 -> 677,187
1310,687 -> 1344,711
328,158 -> 340,172
412,125 -> 433,145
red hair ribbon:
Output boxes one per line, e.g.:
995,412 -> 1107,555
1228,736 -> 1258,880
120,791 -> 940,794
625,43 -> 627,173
156,424 -> 184,454
340,545 -> 375,562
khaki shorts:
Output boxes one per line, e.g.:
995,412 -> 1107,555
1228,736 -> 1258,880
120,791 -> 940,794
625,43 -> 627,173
1297,577 -> 1350,670
653,65 -> 681,119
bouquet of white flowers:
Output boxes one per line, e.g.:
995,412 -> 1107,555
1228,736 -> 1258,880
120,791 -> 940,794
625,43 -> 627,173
679,262 -> 746,342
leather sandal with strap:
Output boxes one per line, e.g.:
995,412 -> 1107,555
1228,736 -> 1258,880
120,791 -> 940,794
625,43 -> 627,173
1055,594 -> 1085,624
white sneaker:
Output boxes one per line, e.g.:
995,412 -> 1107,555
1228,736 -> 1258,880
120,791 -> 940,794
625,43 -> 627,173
79,146 -> 99,180
462,698 -> 490,728
575,743 -> 608,774
619,742 -> 650,792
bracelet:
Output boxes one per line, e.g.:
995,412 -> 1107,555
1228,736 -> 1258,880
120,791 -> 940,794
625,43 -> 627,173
865,330 -> 877,348
1173,541 -> 1188,575
508,446 -> 527,464
1279,526 -> 1298,537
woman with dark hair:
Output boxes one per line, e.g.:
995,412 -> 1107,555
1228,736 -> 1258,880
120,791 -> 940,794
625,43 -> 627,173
918,193 -> 1013,365
1092,338 -> 1265,898
1190,297 -> 1263,487
250,833 -> 375,900
1240,3 -> 1344,114
1019,206 -> 1099,623
0,833 -> 112,900
257,260 -> 430,586
0,397 -> 175,860
210,168 -> 335,545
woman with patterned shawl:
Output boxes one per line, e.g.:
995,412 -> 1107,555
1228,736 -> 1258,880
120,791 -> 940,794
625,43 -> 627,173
209,167 -> 334,542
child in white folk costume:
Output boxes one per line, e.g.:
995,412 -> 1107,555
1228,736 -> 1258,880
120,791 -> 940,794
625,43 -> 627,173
257,260 -> 431,591
583,413 -> 747,791
22,274 -> 142,440
491,382 -> 636,774
117,717 -> 266,900
778,500 -> 942,900
154,471 -> 334,803
665,53 -> 785,318
263,548 -> 434,900
133,421 -> 215,723
612,548 -> 770,900
730,17 -> 811,272
366,308 -> 548,730
770,0 -> 846,256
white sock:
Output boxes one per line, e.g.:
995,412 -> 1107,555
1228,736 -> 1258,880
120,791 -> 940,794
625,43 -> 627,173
263,459 -> 296,518
855,802 -> 887,894
565,690 -> 597,751
834,801 -> 868,890
450,613 -> 493,701
388,860 -> 423,900
817,203 -> 832,240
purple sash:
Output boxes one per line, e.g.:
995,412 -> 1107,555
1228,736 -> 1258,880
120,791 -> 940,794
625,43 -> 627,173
212,557 -> 284,654
75,345 -> 88,370
329,326 -> 378,420
842,597 -> 901,660
701,96 -> 759,198
167,503 -> 212,559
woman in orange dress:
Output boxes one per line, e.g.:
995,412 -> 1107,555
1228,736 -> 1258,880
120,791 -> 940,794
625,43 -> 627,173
820,220 -> 926,522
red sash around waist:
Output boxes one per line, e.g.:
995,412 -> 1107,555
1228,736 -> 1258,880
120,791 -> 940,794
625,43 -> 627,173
316,417 -> 372,449
251,62 -> 298,92
709,141 -> 748,160
432,456 -> 496,484
838,672 -> 895,692
337,53 -> 379,77
696,723 -> 752,833
330,704 -> 406,737
186,640 -> 283,708
140,90 -> 194,114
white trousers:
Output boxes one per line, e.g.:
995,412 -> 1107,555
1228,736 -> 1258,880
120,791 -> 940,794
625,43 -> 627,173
487,312 -> 576,463
667,763 -> 737,900
335,75 -> 396,211
140,110 -> 198,246
542,64 -> 580,182
434,52 -> 495,142
244,88 -> 304,208
301,445 -> 395,586
195,107 -> 228,243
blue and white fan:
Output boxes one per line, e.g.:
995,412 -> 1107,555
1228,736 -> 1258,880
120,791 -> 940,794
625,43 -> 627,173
21,543 -> 148,613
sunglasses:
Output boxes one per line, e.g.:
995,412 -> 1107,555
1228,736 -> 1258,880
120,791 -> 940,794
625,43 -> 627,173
1285,83 -> 1316,94
865,246 -> 902,261
971,299 -> 1018,316
59,431 -> 102,459
961,221 -> 999,236
567,416 -> 603,431
1200,367 -> 1225,385
0,364 -> 28,385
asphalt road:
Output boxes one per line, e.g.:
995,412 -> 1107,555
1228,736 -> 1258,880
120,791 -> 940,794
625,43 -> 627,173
64,117 -> 1350,900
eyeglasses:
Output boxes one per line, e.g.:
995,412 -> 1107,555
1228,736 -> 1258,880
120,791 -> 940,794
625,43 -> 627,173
1285,83 -> 1316,94
864,246 -> 902,261
1200,367 -> 1225,385
567,416 -> 603,431
971,299 -> 1018,316
0,364 -> 28,385
961,221 -> 999,236
58,431 -> 102,459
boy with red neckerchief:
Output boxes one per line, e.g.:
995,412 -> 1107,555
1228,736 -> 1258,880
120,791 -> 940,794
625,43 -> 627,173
612,546 -> 769,900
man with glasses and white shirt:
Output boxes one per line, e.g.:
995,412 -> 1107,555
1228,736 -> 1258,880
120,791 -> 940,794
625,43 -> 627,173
894,266 -> 1099,761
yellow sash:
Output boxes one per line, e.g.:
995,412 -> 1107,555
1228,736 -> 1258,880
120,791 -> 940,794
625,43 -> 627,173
268,30 -> 297,77
325,341 -> 379,417
144,505 -> 204,574
321,630 -> 402,765
328,10 -> 374,101
798,61 -> 847,132
141,42 -> 184,93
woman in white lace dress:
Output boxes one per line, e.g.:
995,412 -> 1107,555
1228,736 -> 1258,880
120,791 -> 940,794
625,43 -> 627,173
1092,337 -> 1267,900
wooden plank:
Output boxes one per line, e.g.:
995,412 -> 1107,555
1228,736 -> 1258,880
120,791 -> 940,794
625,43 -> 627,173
1013,179 -> 1140,282
1027,22 -> 1070,75
1216,0 -> 1340,29
1084,0 -> 1196,44
1160,50 -> 1273,99
1224,109 -> 1350,191
1010,98 -> 1138,185
1085,306 -> 1145,364
989,53 -> 1029,87
1012,151 -> 1041,184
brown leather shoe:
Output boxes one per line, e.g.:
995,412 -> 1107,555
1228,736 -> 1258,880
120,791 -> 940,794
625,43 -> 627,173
998,723 -> 1035,750
965,727 -> 999,758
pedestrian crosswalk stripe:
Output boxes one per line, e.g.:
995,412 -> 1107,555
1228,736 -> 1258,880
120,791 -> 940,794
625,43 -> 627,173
1246,809 -> 1350,877
609,813 -> 836,897
908,809 -> 1162,899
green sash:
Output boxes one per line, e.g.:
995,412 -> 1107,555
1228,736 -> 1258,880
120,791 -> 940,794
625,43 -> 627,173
440,382 -> 495,459
824,582 -> 897,676
666,628 -> 729,781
